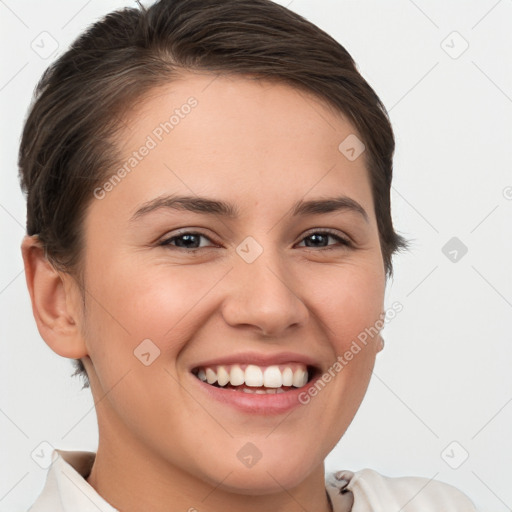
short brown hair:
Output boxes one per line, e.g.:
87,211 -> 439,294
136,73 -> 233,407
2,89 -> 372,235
18,0 -> 408,386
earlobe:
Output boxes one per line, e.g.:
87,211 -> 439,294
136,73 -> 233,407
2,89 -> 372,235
21,235 -> 88,359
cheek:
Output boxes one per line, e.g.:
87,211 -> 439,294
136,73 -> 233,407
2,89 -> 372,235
303,259 -> 385,350
82,257 -> 225,371
80,260 -> 215,430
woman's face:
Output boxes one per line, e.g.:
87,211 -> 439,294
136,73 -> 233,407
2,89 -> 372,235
79,72 -> 386,492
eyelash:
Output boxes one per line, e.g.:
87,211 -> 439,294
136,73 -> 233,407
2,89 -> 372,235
158,229 -> 353,252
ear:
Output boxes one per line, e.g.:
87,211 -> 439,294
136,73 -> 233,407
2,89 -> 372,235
21,235 -> 88,359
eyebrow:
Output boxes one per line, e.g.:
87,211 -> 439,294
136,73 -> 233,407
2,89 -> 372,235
129,194 -> 369,223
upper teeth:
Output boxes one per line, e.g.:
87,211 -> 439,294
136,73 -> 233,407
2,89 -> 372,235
196,364 -> 309,388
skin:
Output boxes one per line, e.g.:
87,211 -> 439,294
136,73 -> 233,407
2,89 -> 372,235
22,72 -> 386,512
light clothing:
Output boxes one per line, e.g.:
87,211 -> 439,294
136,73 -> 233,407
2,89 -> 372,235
28,449 -> 478,511
326,469 -> 478,511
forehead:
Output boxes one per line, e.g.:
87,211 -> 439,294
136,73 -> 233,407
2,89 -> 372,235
122,72 -> 360,153
91,72 -> 374,226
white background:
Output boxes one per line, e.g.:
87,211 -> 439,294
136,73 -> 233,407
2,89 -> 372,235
1,1 -> 511,510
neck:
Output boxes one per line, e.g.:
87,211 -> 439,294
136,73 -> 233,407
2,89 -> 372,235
86,424 -> 331,512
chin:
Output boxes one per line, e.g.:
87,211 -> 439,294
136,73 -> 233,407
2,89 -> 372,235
196,446 -> 324,495
211,465 -> 317,495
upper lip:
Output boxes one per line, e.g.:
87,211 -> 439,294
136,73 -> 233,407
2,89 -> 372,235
190,351 -> 321,371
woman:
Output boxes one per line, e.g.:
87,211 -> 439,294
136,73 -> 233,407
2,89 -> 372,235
19,0 -> 478,510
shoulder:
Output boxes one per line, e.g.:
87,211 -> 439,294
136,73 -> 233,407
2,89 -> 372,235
327,468 -> 478,511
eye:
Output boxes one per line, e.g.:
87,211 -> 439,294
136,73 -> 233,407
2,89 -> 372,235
159,231 -> 217,250
296,230 -> 352,250
158,229 -> 352,252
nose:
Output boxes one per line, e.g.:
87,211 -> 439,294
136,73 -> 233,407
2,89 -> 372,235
220,247 -> 309,337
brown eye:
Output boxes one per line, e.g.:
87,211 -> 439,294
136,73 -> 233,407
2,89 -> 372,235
297,231 -> 352,250
159,232 -> 216,250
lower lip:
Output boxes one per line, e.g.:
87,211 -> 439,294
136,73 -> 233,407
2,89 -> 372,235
192,375 -> 320,415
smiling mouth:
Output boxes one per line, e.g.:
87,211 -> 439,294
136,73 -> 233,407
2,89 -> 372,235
192,363 -> 316,394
